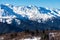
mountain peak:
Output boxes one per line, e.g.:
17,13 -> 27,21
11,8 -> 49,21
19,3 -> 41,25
0,4 -> 60,24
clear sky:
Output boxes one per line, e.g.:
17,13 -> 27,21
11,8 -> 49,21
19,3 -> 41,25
0,0 -> 60,8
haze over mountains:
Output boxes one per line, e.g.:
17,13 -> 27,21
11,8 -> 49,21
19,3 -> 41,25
0,4 -> 60,33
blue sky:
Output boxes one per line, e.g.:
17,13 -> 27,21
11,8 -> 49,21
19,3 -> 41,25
0,0 -> 60,8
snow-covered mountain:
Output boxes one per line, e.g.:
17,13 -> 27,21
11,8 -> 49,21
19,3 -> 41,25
0,4 -> 60,33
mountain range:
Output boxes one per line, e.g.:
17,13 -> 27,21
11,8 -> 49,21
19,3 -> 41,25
0,4 -> 60,33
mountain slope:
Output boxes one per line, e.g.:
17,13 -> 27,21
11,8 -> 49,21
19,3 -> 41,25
0,4 -> 60,33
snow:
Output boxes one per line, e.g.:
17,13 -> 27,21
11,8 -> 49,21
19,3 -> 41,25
45,7 -> 49,10
6,18 -> 12,24
13,5 -> 54,23
0,4 -> 60,24
52,21 -> 53,23
0,9 -> 4,16
15,19 -> 21,25
0,19 -> 2,22
0,37 -> 4,40
20,37 -> 41,40
5,4 -> 10,6
49,33 -> 56,37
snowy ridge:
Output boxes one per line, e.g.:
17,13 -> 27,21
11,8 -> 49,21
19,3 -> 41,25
12,5 -> 60,22
0,4 -> 60,24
